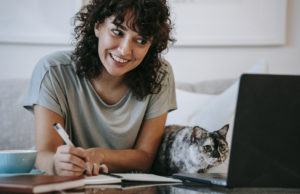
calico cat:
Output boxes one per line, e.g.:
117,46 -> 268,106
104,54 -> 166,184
152,124 -> 229,176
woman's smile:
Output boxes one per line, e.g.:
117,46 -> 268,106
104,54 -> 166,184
110,53 -> 129,63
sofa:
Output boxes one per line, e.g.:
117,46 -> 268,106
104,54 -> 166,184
0,79 -> 35,150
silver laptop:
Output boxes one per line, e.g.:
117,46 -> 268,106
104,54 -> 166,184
173,74 -> 300,188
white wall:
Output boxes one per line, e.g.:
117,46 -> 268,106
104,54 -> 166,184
0,44 -> 73,80
165,0 -> 300,83
0,0 -> 299,83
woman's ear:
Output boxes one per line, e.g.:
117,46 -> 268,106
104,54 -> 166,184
94,22 -> 100,38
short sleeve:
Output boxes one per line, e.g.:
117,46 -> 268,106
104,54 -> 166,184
23,57 -> 66,119
144,59 -> 177,119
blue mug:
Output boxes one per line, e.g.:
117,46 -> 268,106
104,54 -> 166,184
0,150 -> 37,173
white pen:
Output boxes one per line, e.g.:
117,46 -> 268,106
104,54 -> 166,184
53,123 -> 74,146
53,123 -> 91,173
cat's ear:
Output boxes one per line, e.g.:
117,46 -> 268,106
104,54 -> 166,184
218,124 -> 229,138
191,126 -> 207,143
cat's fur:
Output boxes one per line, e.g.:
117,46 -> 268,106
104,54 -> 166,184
152,124 -> 229,175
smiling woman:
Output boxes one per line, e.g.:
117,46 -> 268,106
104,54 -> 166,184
23,0 -> 176,177
73,0 -> 174,99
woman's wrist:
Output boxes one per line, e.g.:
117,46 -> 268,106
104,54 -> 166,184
87,147 -> 106,165
35,150 -> 57,175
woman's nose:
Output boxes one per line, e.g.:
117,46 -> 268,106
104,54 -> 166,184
118,38 -> 132,56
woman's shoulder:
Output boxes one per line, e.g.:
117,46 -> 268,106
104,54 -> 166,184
159,57 -> 174,75
37,50 -> 74,68
159,57 -> 170,67
33,50 -> 75,75
31,50 -> 76,82
158,57 -> 175,82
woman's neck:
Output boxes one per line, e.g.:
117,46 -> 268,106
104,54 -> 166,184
90,70 -> 128,105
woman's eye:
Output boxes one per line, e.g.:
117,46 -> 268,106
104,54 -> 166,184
112,29 -> 122,36
136,39 -> 148,45
203,145 -> 212,152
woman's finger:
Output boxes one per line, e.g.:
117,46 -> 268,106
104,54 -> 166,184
57,153 -> 87,170
85,162 -> 93,176
99,164 -> 109,173
92,163 -> 100,176
77,147 -> 89,162
59,169 -> 83,176
60,162 -> 84,172
54,160 -> 85,176
58,145 -> 88,161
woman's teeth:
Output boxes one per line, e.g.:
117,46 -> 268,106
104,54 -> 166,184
111,54 -> 129,63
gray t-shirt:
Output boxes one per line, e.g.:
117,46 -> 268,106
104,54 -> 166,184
24,50 -> 177,149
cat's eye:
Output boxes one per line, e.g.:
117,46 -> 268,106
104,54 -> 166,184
203,145 -> 212,152
219,144 -> 226,152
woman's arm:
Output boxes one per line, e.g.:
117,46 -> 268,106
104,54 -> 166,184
35,104 -> 167,174
34,105 -> 89,176
86,112 -> 168,173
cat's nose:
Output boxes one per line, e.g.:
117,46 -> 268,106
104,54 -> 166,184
211,150 -> 220,158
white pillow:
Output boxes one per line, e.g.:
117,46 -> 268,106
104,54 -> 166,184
189,60 -> 268,132
167,59 -> 268,130
166,89 -> 216,126
176,78 -> 236,95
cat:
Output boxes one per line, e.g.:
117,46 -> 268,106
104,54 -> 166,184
152,124 -> 229,176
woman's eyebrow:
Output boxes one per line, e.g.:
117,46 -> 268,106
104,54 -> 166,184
114,23 -> 128,31
113,21 -> 147,38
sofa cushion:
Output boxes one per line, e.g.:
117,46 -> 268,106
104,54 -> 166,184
176,78 -> 235,95
0,79 -> 35,150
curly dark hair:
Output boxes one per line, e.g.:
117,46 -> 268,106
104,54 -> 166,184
72,0 -> 174,99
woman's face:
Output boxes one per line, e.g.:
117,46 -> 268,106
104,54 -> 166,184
94,15 -> 152,78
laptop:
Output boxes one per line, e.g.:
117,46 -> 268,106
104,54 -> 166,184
173,74 -> 300,188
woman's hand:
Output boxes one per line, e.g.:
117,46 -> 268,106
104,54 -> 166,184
85,148 -> 108,176
85,163 -> 108,176
53,145 -> 89,176
33,105 -> 109,176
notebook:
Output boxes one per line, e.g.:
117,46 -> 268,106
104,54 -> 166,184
85,173 -> 181,184
83,174 -> 181,192
173,74 -> 300,188
0,172 -> 180,193
0,175 -> 84,193
84,174 -> 121,185
112,173 -> 182,183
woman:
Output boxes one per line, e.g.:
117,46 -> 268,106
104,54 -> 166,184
24,0 -> 176,176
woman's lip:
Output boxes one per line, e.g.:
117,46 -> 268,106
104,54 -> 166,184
110,53 -> 130,63
109,53 -> 130,67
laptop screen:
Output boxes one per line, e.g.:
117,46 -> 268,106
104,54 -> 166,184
227,74 -> 300,188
